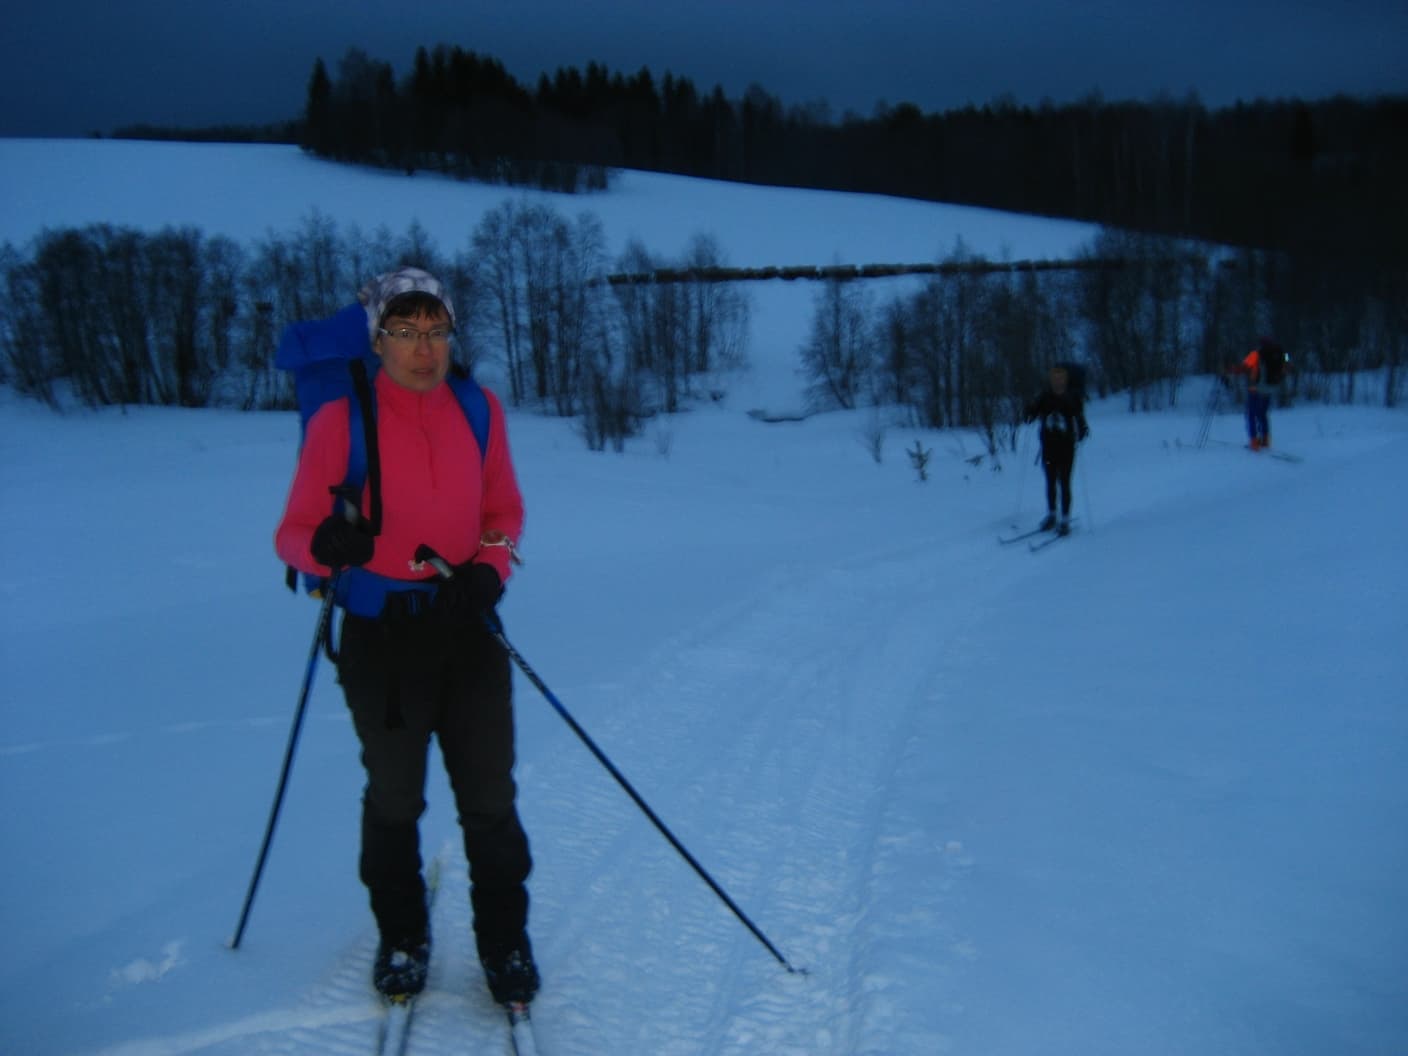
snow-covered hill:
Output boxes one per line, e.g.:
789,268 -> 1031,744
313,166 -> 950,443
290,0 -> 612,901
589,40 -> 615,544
1,140 -> 1405,1055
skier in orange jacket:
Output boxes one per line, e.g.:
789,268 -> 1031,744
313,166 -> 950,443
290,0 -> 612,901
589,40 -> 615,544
1226,337 -> 1286,451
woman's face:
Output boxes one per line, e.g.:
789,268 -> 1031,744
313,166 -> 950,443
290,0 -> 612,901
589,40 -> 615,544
374,306 -> 452,392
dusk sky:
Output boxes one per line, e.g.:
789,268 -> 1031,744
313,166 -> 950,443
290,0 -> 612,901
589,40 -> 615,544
5,1 -> 1406,137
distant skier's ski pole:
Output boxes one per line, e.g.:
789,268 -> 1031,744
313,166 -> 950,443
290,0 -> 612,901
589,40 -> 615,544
415,544 -> 806,975
1196,374 -> 1222,448
1078,447 -> 1096,532
229,572 -> 340,950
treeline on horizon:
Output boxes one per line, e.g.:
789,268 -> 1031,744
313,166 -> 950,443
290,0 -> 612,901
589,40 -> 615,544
30,46 -> 1403,435
279,47 -> 1403,265
112,46 -> 1405,268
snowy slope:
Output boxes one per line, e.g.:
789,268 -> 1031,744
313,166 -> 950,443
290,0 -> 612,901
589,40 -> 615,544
0,140 -> 1405,1056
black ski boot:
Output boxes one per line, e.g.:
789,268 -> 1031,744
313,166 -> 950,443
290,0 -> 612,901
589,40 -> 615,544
373,933 -> 430,998
1038,512 -> 1057,531
482,937 -> 540,1005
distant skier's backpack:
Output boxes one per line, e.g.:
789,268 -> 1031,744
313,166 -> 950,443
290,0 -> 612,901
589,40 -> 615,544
1054,360 -> 1088,402
1259,338 -> 1287,386
275,302 -> 491,609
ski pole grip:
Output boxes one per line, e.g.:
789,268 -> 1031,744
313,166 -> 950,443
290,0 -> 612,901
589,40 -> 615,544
415,543 -> 505,636
414,543 -> 454,579
330,484 -> 364,527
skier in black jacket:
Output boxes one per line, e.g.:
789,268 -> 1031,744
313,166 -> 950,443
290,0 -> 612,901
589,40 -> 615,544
1023,364 -> 1089,535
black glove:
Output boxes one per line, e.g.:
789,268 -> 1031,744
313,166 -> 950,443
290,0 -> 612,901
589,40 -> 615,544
433,562 -> 503,618
1078,423 -> 1090,441
310,515 -> 374,568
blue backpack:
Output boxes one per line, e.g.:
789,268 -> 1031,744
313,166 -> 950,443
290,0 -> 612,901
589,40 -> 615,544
275,302 -> 490,617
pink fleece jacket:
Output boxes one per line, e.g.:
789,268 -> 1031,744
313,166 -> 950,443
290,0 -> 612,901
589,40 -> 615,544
275,370 -> 524,585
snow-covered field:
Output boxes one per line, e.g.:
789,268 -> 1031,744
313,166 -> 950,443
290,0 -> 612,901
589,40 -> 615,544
1,139 -> 1405,1055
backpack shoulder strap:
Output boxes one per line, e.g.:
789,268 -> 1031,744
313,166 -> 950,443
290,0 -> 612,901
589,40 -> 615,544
344,358 -> 382,534
447,367 -> 491,461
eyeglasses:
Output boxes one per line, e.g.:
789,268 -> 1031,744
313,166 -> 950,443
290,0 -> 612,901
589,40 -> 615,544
377,325 -> 454,348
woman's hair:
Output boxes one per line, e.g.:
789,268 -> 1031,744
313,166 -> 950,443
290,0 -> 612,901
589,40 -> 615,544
380,290 -> 450,325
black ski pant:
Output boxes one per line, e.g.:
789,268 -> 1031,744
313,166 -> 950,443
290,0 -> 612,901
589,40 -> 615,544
337,603 -> 531,962
1041,433 -> 1076,517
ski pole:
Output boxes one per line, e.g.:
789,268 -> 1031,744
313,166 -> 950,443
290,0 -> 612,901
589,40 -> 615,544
414,544 -> 806,975
1011,422 -> 1032,525
1078,445 -> 1096,533
1195,374 -> 1221,448
229,572 -> 340,950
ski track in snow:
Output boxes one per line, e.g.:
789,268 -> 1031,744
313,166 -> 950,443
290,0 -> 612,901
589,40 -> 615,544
157,535 -> 1008,1056
0,715 -> 331,759
13,406 -> 1406,1056
32,410 -> 1407,1056
504,527 -> 1013,1055
87,488 -> 1050,1055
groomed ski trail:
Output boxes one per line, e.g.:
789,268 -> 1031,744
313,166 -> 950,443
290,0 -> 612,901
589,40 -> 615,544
516,527 -> 1018,1055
